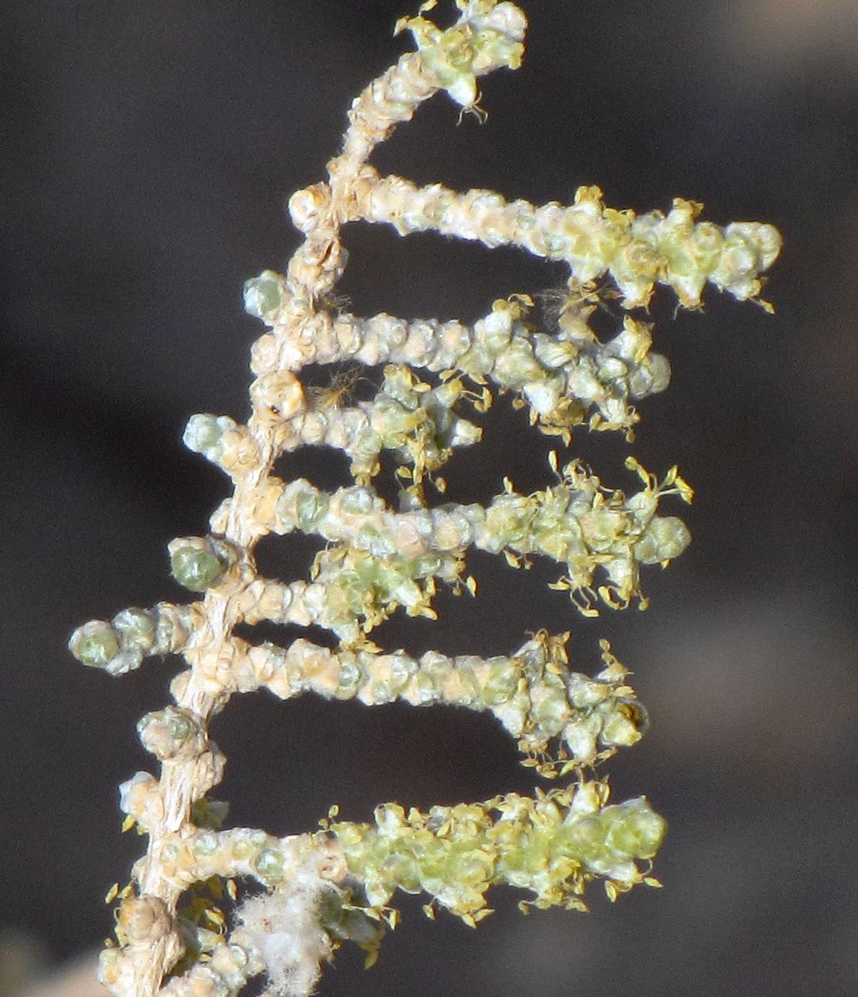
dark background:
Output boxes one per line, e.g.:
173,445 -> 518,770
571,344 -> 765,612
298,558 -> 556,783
3,1 -> 858,995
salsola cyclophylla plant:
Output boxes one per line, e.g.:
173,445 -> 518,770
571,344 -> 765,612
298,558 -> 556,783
69,2 -> 781,995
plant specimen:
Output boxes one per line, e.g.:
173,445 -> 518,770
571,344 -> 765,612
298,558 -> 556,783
69,3 -> 781,995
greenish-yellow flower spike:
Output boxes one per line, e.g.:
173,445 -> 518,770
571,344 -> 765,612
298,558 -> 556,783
331,782 -> 665,923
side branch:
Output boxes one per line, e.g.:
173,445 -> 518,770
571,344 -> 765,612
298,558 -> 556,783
224,632 -> 648,768
241,286 -> 669,449
235,457 -> 691,625
332,781 -> 666,921
348,167 -> 781,307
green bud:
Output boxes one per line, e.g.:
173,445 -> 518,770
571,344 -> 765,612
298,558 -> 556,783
601,701 -> 647,748
341,487 -> 376,515
684,221 -> 725,275
482,659 -> 518,705
387,654 -> 415,694
334,660 -> 360,695
168,714 -> 192,742
69,621 -> 120,669
170,545 -> 226,592
445,846 -> 494,887
531,692 -> 569,735
557,816 -> 606,866
635,516 -> 691,564
296,489 -> 329,531
254,847 -> 285,884
183,414 -> 225,457
137,707 -> 200,760
381,853 -> 421,894
192,833 -> 218,857
113,608 -> 155,652
604,799 -> 666,860
243,271 -> 284,321
416,671 -> 440,703
492,338 -> 544,389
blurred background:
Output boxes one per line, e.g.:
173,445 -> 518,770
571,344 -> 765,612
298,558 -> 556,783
2,0 -> 857,994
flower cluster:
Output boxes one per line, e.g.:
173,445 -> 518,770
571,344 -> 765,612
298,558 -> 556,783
70,2 -> 779,995
332,782 -> 666,923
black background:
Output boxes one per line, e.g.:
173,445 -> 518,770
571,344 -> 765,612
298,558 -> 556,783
3,1 -> 858,994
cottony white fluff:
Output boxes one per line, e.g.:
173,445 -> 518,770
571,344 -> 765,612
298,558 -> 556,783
236,857 -> 333,997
